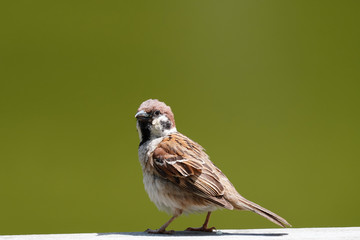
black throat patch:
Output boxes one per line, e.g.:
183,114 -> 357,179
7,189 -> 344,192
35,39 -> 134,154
138,120 -> 151,146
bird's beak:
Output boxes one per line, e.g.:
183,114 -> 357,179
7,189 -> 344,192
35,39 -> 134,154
135,110 -> 150,119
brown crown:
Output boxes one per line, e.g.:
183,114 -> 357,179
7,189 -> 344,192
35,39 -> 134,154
137,99 -> 176,127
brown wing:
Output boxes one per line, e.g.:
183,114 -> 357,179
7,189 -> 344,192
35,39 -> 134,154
150,133 -> 233,209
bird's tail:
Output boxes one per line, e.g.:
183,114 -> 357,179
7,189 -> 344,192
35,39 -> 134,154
234,196 -> 291,228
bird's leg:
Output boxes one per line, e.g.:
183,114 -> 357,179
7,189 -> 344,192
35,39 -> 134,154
185,211 -> 216,232
145,214 -> 179,234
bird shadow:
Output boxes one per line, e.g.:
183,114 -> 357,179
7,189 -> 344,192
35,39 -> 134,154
97,230 -> 288,237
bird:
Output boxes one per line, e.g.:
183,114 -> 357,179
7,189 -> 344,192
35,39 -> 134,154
135,99 -> 291,234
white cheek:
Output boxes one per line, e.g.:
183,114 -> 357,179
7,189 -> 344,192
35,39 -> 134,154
149,115 -> 177,137
152,119 -> 161,131
151,115 -> 168,131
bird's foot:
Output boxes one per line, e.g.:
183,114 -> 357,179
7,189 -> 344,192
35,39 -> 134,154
145,228 -> 175,234
185,226 -> 216,232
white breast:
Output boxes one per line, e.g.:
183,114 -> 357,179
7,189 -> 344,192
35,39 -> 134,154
138,137 -> 219,216
138,137 -> 163,169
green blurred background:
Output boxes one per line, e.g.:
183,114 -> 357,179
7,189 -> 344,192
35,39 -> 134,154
0,0 -> 359,235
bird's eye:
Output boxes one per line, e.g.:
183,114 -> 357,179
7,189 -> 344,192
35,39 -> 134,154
154,110 -> 161,116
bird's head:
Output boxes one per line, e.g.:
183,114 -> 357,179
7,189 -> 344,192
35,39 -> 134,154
135,99 -> 177,145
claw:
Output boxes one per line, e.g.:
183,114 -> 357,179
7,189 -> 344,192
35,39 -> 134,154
185,226 -> 216,232
144,214 -> 178,234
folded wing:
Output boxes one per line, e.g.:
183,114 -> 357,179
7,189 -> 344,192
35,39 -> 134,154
150,133 -> 233,209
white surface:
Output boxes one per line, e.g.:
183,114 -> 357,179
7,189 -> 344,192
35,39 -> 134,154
1,227 -> 359,240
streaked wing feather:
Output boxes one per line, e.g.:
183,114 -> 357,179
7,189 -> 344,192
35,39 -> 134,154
150,133 -> 232,209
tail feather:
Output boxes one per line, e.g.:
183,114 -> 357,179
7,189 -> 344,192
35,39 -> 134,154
234,196 -> 291,228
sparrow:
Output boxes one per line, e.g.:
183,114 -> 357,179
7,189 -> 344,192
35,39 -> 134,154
135,99 -> 291,234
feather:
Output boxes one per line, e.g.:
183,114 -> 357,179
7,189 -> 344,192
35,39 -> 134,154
150,132 -> 232,209
234,196 -> 291,227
